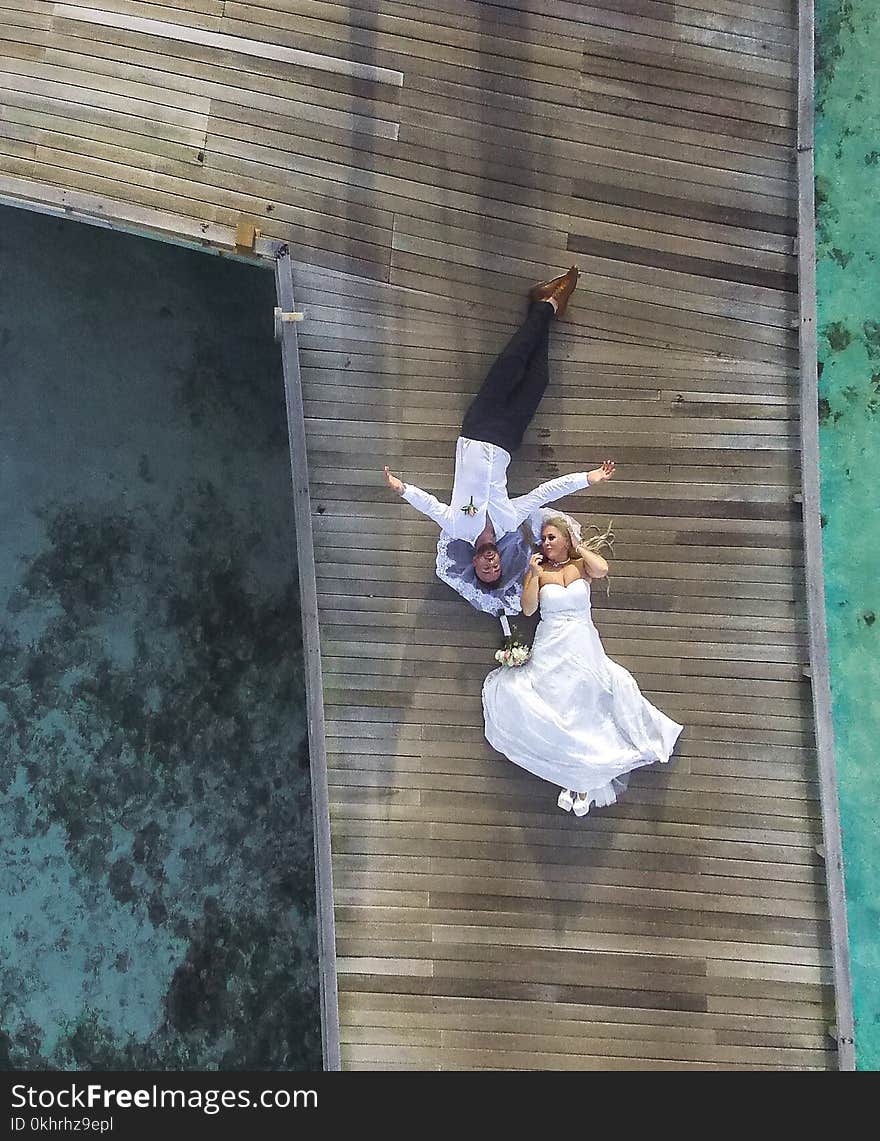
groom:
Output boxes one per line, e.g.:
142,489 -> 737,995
383,267 -> 615,615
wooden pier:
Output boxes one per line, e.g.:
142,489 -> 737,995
0,0 -> 842,1068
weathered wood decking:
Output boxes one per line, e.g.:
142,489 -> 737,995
0,0 -> 844,1068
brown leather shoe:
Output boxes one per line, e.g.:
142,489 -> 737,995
530,265 -> 579,318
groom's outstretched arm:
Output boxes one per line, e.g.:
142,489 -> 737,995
510,470 -> 589,520
510,460 -> 615,522
383,465 -> 455,531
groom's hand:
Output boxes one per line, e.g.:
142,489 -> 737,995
587,459 -> 615,485
383,465 -> 405,495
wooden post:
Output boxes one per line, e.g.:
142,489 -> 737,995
274,247 -> 341,1072
235,217 -> 261,254
797,0 -> 856,1071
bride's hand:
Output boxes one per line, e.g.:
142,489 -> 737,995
528,553 -> 545,572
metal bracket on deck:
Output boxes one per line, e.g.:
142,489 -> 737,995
274,306 -> 305,341
234,217 -> 262,253
827,1023 -> 854,1049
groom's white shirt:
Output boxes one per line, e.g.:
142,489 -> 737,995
401,435 -> 591,542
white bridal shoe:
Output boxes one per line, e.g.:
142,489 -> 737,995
557,789 -> 574,812
573,794 -> 590,817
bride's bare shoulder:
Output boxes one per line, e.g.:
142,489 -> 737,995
570,556 -> 593,582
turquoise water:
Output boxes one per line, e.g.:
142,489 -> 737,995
0,207 -> 321,1069
815,0 -> 880,1071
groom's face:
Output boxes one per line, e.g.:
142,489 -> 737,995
473,542 -> 502,584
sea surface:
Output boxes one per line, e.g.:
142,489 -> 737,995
815,0 -> 880,1072
0,206 -> 321,1070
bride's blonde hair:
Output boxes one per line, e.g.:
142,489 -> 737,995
541,515 -> 615,593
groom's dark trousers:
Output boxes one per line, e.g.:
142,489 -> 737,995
459,301 -> 553,455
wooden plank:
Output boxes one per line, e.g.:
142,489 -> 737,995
0,169 -> 280,255
331,824 -> 824,871
223,3 -> 584,85
385,249 -> 799,327
394,94 -> 794,181
341,1025 -> 828,1068
53,3 -> 405,85
568,194 -> 796,255
274,251 -> 341,1070
329,835 -> 823,887
0,35 -> 45,62
580,69 -> 794,128
50,0 -> 228,29
8,112 -> 397,247
580,46 -> 794,107
33,40 -> 402,140
333,914 -> 830,963
339,1043 -> 825,1070
21,146 -> 393,279
567,233 -> 795,294
334,966 -> 828,1015
0,64 -> 210,139
566,213 -> 795,272
336,990 -> 827,1034
340,1008 -> 831,1055
398,78 -> 793,166
328,867 -> 827,920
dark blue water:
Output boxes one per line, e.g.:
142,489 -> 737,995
0,206 -> 321,1070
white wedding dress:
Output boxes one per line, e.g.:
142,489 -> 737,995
482,577 -> 683,814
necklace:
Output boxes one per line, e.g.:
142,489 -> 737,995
546,557 -> 570,569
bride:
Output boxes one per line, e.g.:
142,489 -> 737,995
482,511 -> 683,816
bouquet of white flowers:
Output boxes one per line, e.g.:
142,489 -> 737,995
494,636 -> 531,668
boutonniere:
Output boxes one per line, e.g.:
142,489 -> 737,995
461,495 -> 478,517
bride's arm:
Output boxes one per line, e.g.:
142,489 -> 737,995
575,544 -> 609,580
521,554 -> 543,616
